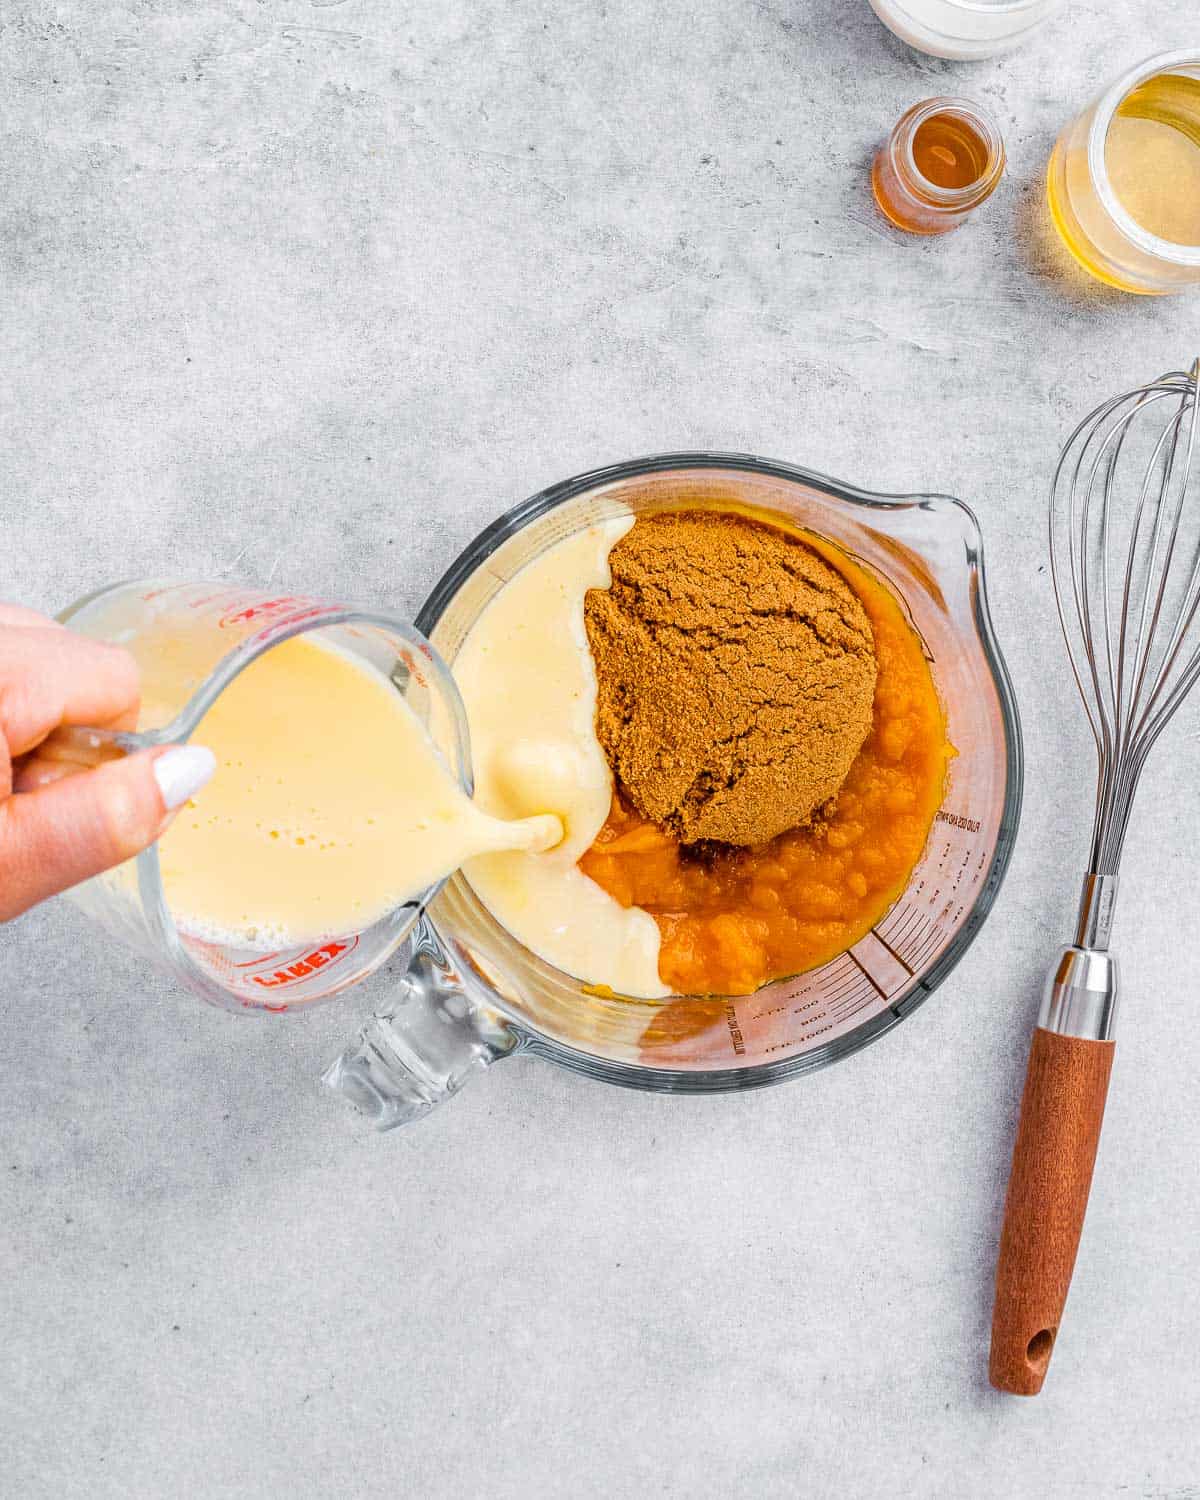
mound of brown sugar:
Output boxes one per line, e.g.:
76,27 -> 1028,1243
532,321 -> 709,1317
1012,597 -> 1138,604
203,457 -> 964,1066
584,511 -> 877,846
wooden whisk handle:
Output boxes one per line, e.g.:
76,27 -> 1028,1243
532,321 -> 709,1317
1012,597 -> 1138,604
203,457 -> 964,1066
989,1026 -> 1115,1395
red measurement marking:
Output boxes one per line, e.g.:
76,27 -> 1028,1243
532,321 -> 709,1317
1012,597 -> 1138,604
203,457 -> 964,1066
247,937 -> 359,989
219,594 -> 313,629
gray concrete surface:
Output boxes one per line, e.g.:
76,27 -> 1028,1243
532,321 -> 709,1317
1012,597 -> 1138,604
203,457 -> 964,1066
3,2 -> 1200,1496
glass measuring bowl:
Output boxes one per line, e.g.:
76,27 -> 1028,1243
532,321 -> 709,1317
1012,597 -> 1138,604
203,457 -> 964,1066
1048,50 -> 1200,295
59,582 -> 471,1013
325,454 -> 1023,1128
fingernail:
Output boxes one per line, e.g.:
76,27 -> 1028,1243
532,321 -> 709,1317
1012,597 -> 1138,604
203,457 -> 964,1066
154,745 -> 217,810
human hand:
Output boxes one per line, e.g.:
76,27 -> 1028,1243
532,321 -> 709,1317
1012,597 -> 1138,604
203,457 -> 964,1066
1,604 -> 215,921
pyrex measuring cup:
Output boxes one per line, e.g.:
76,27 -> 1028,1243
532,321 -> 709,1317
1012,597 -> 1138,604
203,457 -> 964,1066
325,453 -> 1023,1128
60,582 -> 471,1012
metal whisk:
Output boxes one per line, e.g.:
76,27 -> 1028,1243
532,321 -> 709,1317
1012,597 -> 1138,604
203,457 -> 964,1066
990,360 -> 1200,1397
1055,359 -> 1200,927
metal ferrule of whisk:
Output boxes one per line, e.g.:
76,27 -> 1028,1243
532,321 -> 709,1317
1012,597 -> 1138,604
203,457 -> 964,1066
1040,359 -> 1200,1045
1038,875 -> 1119,1041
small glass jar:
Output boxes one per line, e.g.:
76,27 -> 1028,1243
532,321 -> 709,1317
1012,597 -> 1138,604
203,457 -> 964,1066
1047,50 -> 1200,295
872,97 -> 1006,236
866,0 -> 1063,60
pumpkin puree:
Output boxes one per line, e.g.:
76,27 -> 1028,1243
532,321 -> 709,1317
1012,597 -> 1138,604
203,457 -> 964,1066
579,526 -> 950,996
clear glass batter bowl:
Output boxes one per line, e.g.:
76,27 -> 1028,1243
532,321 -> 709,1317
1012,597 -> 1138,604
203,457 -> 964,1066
325,454 -> 1023,1128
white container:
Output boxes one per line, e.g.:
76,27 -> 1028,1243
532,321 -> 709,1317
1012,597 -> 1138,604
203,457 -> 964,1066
867,0 -> 1064,60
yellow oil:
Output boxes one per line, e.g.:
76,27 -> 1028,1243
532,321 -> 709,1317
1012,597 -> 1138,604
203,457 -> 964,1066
1106,72 -> 1200,246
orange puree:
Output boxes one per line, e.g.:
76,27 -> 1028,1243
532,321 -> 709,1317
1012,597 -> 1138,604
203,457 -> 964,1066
579,533 -> 950,996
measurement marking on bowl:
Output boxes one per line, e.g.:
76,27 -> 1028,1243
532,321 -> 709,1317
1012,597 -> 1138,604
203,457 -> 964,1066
878,901 -> 946,966
853,931 -> 912,994
911,925 -> 949,970
821,956 -> 863,1002
882,902 -> 922,941
725,822 -> 978,1056
868,926 -> 915,975
751,870 -> 976,1052
829,991 -> 877,1024
788,995 -> 823,1018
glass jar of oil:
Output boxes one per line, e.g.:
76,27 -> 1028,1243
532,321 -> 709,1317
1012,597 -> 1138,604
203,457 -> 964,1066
1049,50 -> 1200,294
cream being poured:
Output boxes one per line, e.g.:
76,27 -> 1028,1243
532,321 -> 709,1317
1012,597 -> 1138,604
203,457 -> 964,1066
450,515 -> 668,1000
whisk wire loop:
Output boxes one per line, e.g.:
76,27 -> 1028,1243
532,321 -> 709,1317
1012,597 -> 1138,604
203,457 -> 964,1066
1127,389 -> 1200,703
1050,360 -> 1200,884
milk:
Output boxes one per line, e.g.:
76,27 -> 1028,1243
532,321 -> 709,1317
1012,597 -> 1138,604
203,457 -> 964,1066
453,517 -> 668,1000
866,0 -> 1062,60
155,634 -> 559,949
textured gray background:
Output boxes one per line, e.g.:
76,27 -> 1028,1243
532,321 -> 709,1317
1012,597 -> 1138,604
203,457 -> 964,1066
3,3 -> 1199,1496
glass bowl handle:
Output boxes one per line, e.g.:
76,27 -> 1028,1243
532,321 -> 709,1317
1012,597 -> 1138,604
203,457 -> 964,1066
322,919 -> 520,1130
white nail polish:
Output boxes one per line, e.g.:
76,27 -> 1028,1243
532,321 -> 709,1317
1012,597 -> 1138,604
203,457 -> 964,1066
154,745 -> 217,811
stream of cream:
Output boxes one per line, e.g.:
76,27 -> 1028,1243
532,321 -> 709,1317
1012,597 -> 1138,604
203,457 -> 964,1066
452,517 -> 668,999
152,518 -> 665,996
155,634 -> 558,950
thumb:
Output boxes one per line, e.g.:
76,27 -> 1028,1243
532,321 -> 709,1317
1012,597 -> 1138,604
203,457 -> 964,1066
0,744 -> 216,922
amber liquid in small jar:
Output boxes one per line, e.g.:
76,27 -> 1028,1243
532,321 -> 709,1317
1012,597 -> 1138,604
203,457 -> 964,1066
912,114 -> 992,189
873,97 -> 1005,235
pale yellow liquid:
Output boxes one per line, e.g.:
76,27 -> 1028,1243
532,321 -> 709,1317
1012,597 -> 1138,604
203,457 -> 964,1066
156,635 -> 556,949
1106,73 -> 1200,247
151,525 -> 664,994
453,517 -> 667,999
